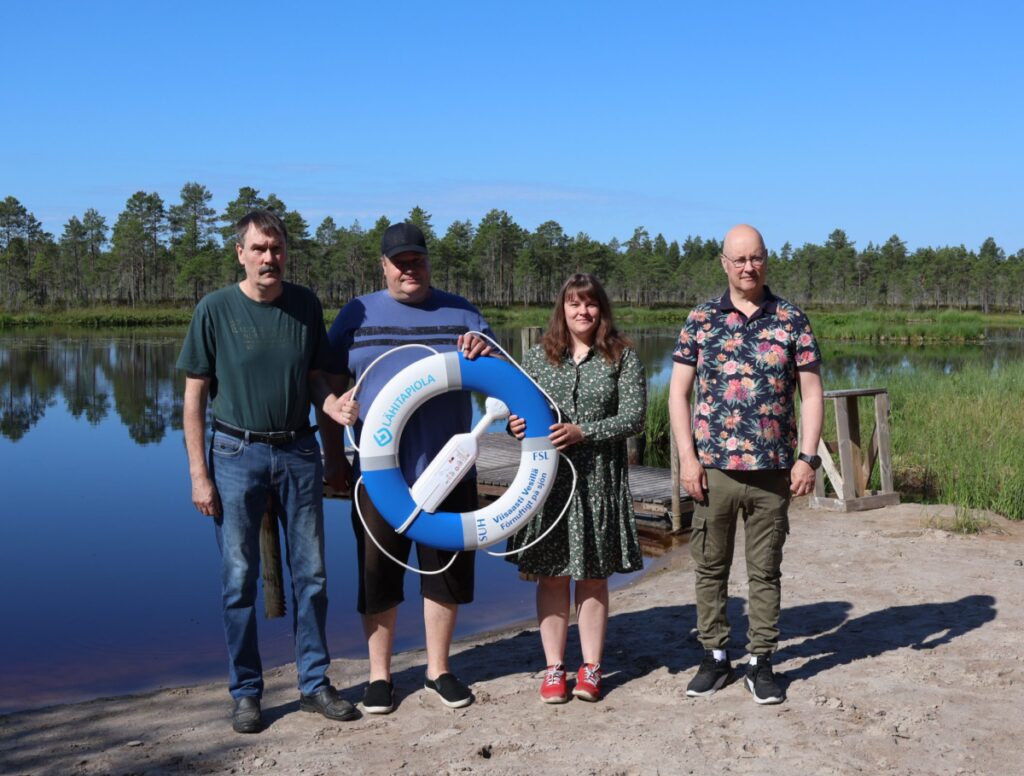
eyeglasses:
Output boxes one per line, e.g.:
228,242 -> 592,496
722,253 -> 766,269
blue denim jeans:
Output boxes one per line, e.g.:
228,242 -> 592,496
209,430 -> 330,699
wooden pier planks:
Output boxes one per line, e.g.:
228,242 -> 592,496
475,432 -> 692,531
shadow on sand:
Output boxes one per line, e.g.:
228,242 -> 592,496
0,595 -> 997,773
381,594 -> 994,701
776,594 -> 997,682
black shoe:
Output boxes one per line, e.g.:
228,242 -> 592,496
686,651 -> 732,697
745,655 -> 784,705
363,679 -> 395,714
299,685 -> 360,721
231,696 -> 262,734
424,673 -> 473,709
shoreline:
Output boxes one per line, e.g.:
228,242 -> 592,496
3,501 -> 1023,775
3,308 -> 1021,343
0,542 -> 657,720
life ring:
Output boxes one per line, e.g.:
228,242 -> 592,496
359,352 -> 559,551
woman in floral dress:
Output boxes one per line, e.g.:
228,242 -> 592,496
507,273 -> 647,703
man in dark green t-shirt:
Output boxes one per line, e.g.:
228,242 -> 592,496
177,209 -> 357,734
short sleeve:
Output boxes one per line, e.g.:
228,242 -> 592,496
176,298 -> 216,376
326,299 -> 364,378
308,295 -> 342,374
672,310 -> 703,366
793,312 -> 822,369
468,304 -> 497,346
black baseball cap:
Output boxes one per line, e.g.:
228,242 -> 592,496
381,222 -> 428,259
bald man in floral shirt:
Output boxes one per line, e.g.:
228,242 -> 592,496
669,224 -> 824,705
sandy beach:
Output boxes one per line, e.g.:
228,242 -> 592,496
2,500 -> 1022,776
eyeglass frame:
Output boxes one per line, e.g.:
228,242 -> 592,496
721,252 -> 767,269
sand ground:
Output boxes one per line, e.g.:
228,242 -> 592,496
2,501 -> 1022,776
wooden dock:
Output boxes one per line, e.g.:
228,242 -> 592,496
475,433 -> 692,555
327,434 -> 691,556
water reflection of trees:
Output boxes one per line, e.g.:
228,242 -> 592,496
4,331 -> 1021,445
0,333 -> 184,443
0,351 -> 54,440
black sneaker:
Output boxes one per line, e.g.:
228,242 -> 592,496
363,679 -> 395,714
231,696 -> 262,734
424,673 -> 473,709
686,651 -> 731,697
745,655 -> 784,705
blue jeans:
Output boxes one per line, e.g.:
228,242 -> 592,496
209,430 -> 330,699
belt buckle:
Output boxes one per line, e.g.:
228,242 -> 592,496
268,430 -> 294,445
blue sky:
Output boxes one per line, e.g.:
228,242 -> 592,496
2,1 -> 1022,253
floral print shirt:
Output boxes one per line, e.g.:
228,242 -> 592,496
672,287 -> 822,470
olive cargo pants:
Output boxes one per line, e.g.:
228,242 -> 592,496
690,468 -> 791,655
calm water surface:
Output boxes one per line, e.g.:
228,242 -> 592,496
1,326 -> 1020,713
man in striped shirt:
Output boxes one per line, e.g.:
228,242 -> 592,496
324,222 -> 495,714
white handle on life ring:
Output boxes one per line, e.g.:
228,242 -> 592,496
359,350 -> 560,551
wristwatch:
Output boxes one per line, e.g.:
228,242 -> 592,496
798,452 -> 822,470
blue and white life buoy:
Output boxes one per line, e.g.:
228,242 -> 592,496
358,351 -> 559,552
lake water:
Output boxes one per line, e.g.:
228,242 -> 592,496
1,326 -> 1021,713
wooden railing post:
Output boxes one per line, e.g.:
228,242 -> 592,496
834,397 -> 859,500
520,326 -> 541,357
810,388 -> 900,512
874,391 -> 895,493
259,497 -> 285,619
670,430 -> 683,533
627,435 -> 645,465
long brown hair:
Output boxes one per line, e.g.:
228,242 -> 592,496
543,273 -> 632,365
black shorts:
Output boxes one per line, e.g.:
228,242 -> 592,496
352,478 -> 477,615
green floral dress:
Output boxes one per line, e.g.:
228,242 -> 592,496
506,345 -> 647,579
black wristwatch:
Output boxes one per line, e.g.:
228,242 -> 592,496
798,452 -> 822,470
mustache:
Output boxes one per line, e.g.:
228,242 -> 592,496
258,264 -> 282,276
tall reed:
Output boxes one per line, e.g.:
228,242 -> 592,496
643,384 -> 672,468
881,361 -> 1024,520
645,360 -> 1024,521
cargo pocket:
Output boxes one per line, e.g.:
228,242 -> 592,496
769,513 -> 789,561
689,514 -> 707,564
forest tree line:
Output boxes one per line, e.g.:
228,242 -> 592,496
2,184 -> 1023,314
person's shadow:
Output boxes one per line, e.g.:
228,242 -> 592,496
376,604 -> 705,706
777,594 -> 997,682
368,597 -> 855,702
340,595 -> 995,703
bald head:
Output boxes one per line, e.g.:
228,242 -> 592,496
720,224 -> 768,301
723,224 -> 765,256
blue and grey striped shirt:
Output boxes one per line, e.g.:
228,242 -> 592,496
327,288 -> 496,481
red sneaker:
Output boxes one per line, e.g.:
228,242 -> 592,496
573,663 -> 602,701
540,664 -> 569,704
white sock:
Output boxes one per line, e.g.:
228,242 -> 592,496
712,649 -> 727,661
749,655 -> 759,665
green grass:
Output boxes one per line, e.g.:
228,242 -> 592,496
480,307 -> 1021,340
0,306 -> 194,328
4,303 -> 1021,339
644,359 -> 1024,521
643,384 -> 673,468
866,361 -> 1024,520
923,506 -> 992,534
478,305 -> 689,328
811,309 -> 994,342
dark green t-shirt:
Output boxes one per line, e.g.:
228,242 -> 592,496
176,282 -> 338,432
